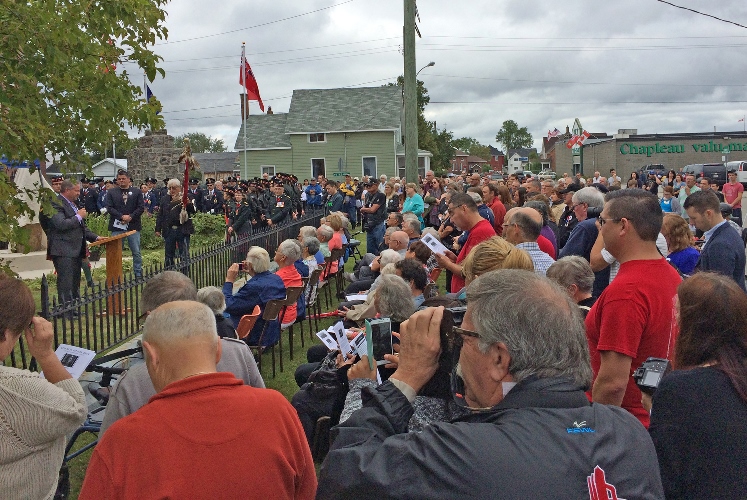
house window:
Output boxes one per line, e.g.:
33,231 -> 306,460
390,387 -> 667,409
308,133 -> 326,143
261,165 -> 275,177
362,157 -> 377,179
397,160 -> 426,181
311,158 -> 326,179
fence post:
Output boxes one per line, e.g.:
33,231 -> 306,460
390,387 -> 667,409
40,274 -> 50,319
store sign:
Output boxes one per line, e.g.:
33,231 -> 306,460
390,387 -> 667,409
620,140 -> 747,157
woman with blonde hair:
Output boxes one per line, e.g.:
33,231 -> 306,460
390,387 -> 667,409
661,213 -> 699,275
461,236 -> 534,285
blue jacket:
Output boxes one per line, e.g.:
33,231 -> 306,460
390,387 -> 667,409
294,260 -> 309,319
305,184 -> 323,206
698,222 -> 746,290
559,218 -> 610,298
223,271 -> 287,346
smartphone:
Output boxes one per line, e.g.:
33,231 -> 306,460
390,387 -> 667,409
367,318 -> 393,366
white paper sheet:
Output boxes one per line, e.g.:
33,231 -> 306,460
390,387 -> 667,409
345,294 -> 368,302
421,232 -> 449,256
41,344 -> 96,380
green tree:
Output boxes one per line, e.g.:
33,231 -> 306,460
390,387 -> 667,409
89,132 -> 138,165
430,125 -> 455,174
495,120 -> 533,152
452,137 -> 490,160
173,132 -> 227,153
0,0 -> 167,249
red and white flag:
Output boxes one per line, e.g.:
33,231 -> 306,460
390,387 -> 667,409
240,53 -> 264,112
548,128 -> 561,138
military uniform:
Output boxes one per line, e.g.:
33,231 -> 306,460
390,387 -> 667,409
266,192 -> 292,225
202,188 -> 224,215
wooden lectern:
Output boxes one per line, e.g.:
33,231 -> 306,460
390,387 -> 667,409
88,230 -> 136,314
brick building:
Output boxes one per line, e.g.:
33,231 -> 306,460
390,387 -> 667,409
552,130 -> 747,181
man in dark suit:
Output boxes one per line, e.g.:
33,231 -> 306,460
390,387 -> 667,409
187,178 -> 204,212
78,178 -> 100,215
49,180 -> 101,304
685,190 -> 746,291
106,169 -> 145,278
201,178 -> 224,214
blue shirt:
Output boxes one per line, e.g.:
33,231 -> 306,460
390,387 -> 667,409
223,271 -> 287,347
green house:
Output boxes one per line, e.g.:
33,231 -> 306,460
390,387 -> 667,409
234,86 -> 431,181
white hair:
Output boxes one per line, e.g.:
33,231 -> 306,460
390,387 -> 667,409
197,286 -> 226,314
379,248 -> 403,267
167,178 -> 181,188
278,239 -> 302,261
245,247 -> 271,273
142,300 -> 218,347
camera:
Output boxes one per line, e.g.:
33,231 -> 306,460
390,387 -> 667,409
238,262 -> 245,272
632,357 -> 671,396
587,206 -> 603,219
415,306 -> 467,399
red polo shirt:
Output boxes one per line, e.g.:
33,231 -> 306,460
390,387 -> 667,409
452,218 -> 496,291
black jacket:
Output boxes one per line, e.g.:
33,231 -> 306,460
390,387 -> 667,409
229,202 -> 254,235
201,189 -> 224,214
105,186 -> 145,232
318,377 -> 664,499
697,222 -> 746,290
155,198 -> 196,235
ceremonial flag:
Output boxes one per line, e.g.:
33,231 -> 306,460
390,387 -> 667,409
240,58 -> 264,112
577,130 -> 591,145
548,128 -> 560,138
146,85 -> 160,115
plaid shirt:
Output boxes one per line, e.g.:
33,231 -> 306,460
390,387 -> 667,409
516,242 -> 555,276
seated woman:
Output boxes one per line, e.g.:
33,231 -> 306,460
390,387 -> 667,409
326,213 -> 347,269
456,236 -> 534,299
223,247 -> 287,347
301,236 -> 320,272
661,213 -> 699,276
197,286 -> 237,339
274,239 -> 303,328
648,273 -> 747,499
0,276 -> 87,499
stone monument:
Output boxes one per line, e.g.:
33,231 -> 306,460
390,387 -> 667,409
125,129 -> 184,183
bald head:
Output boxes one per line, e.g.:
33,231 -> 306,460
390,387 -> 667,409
389,231 -> 410,250
142,301 -> 221,392
505,207 -> 542,244
515,207 -> 542,225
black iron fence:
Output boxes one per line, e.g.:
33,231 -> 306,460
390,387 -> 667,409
4,209 -> 325,370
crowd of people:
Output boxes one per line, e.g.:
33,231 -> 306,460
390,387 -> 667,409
2,166 -> 746,498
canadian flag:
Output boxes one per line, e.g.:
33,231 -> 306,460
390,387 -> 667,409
566,130 -> 591,149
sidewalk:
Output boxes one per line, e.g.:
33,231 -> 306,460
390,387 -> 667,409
0,248 -> 118,280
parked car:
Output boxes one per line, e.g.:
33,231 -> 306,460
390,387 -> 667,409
726,160 -> 747,188
538,170 -> 557,180
682,163 -> 728,187
522,170 -> 536,180
643,164 -> 666,178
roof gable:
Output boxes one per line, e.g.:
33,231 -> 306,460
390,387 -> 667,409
234,113 -> 291,151
284,86 -> 402,134
193,152 -> 240,172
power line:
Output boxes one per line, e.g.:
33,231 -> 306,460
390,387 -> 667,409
655,0 -> 747,30
428,73 -> 747,88
419,43 -> 747,52
427,34 -> 747,40
430,100 -> 747,105
158,0 -> 359,45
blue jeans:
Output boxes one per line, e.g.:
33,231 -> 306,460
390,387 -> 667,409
366,222 -> 385,256
112,229 -> 142,277
732,208 -> 743,228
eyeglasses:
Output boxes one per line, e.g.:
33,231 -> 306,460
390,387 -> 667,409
598,217 -> 629,226
448,326 -> 481,350
572,203 -> 587,209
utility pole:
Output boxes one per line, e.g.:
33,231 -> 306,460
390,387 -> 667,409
403,0 -> 418,183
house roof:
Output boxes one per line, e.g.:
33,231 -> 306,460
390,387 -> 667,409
284,86 -> 402,134
234,113 -> 292,150
488,145 -> 504,156
453,150 -> 469,157
507,148 -> 536,158
466,155 -> 487,163
91,158 -> 128,170
193,152 -> 240,172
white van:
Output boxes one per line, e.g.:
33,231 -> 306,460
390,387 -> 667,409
726,161 -> 747,188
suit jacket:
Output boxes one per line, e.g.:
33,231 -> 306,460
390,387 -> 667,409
202,189 -> 224,214
48,195 -> 99,258
105,186 -> 145,232
698,222 -> 746,290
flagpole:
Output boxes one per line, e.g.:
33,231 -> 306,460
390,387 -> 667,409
242,43 -> 248,178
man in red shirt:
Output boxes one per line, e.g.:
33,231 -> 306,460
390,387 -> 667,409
80,301 -> 316,499
585,190 -> 680,428
482,182 -> 506,235
433,192 -> 496,292
722,169 -> 744,227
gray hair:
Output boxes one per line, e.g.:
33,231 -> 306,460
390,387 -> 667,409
142,300 -> 217,348
467,191 -> 483,204
167,178 -> 181,189
245,246 -> 271,273
466,269 -> 592,388
278,239 -> 302,262
317,225 -> 334,242
546,256 -> 594,295
375,274 -> 416,323
384,226 -> 398,238
403,218 -> 421,236
380,263 -> 398,275
302,236 -> 320,256
299,226 -> 317,239
421,227 -> 440,240
379,248 -> 403,267
572,186 -> 605,209
197,286 -> 226,314
142,271 -> 197,312
60,180 -> 79,193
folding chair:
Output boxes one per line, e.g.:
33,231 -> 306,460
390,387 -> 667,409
246,299 -> 284,378
305,268 -> 323,338
278,286 -> 305,363
236,305 -> 261,340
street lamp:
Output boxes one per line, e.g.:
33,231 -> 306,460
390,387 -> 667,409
417,61 -> 435,77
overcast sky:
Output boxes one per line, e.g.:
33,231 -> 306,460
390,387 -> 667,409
123,0 -> 747,152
